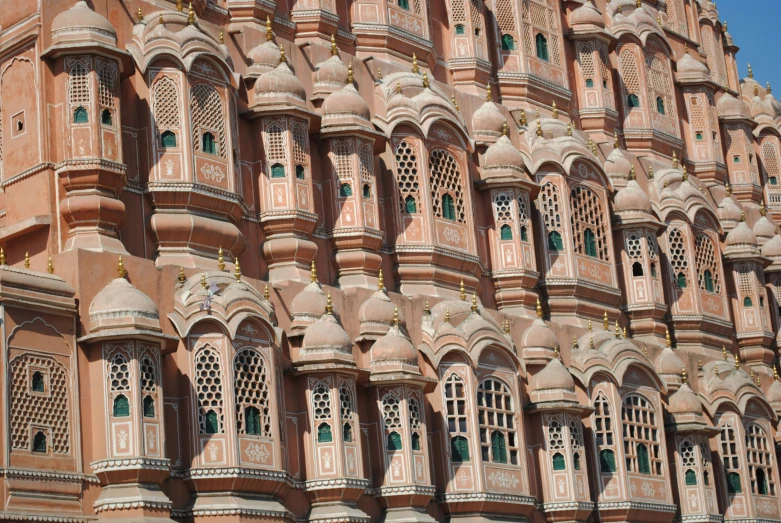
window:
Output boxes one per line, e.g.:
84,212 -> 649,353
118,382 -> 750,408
651,263 -> 657,277
584,228 -> 597,257
600,449 -> 616,472
244,406 -> 261,436
627,94 -> 640,108
744,297 -> 753,307
704,471 -> 710,486
409,393 -> 423,451
340,380 -> 356,443
318,422 -> 332,442
73,106 -> 88,123
296,165 -> 305,179
746,423 -> 776,496
677,273 -> 687,288
451,435 -> 470,462
696,132 -> 703,141
478,378 -> 518,465
31,372 -> 44,393
405,195 -> 417,213
771,177 -> 778,185
430,149 -> 465,223
113,394 -> 129,417
363,184 -> 371,198
143,396 -> 155,418
195,347 -> 223,435
101,109 -> 112,126
728,472 -> 743,494
455,24 -> 465,35
535,33 -> 549,61
585,79 -> 594,88
271,163 -> 285,178
656,96 -> 665,115
500,224 -> 513,241
234,348 -> 271,437
340,183 -> 353,197
668,227 -> 689,289
202,132 -> 217,155
548,418 -> 567,470
395,140 -> 420,213
398,0 -> 409,9
501,34 -> 515,50
548,231 -> 563,251
445,373 -> 470,462
33,432 -> 47,453
190,83 -> 226,158
594,397 -> 615,472
412,432 -> 421,450
343,423 -> 353,442
622,394 -> 662,475
721,423 -> 742,493
571,185 -> 609,260
521,226 -> 528,242
704,270 -> 714,292
552,452 -> 566,470
161,130 -> 177,148
388,431 -> 402,451
685,468 -> 697,485
574,452 -> 581,470
442,194 -> 456,220
733,155 -> 740,164
646,54 -> 674,121
632,262 -> 644,277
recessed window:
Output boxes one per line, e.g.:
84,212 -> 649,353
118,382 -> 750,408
451,435 -> 470,462
637,443 -> 651,474
632,262 -> 644,277
411,432 -> 421,451
757,468 -> 769,495
727,472 -> 742,494
520,225 -> 528,242
245,406 -> 261,435
16,120 -> 23,132
585,78 -> 594,88
144,396 -> 156,418
552,452 -> 566,470
202,131 -> 217,155
343,423 -> 353,442
296,165 -> 305,180
651,263 -> 657,277
584,228 -> 597,257
733,155 -> 740,163
362,184 -> 371,198
500,224 -> 513,241
656,96 -> 665,115
31,371 -> 45,393
603,79 -> 608,88
101,109 -> 113,126
474,27 -> 480,37
490,431 -> 507,463
73,106 -> 88,123
339,183 -> 353,197
271,163 -> 285,178
695,132 -> 703,141
535,33 -> 549,61
161,130 -> 177,148
627,94 -> 640,108
205,410 -> 219,434
677,272 -> 687,288
548,231 -> 563,251
11,112 -> 25,137
704,470 -> 710,486
113,394 -> 130,418
501,34 -> 515,51
33,431 -> 47,453
455,24 -> 465,35
744,296 -> 753,307
387,431 -> 402,451
398,0 -> 409,9
760,296 -> 765,307
574,452 -> 581,471
704,269 -> 714,292
600,449 -> 616,472
317,422 -> 332,443
685,469 -> 697,485
442,193 -> 456,221
770,177 -> 778,185
404,195 -> 417,214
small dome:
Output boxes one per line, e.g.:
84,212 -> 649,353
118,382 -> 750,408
752,96 -> 776,120
89,278 -> 160,332
248,41 -> 282,76
52,1 -> 116,40
718,195 -> 742,224
762,234 -> 781,258
533,358 -> 575,392
614,179 -> 652,214
472,101 -> 505,137
753,214 -> 775,241
484,135 -> 524,171
656,346 -> 684,376
717,91 -> 752,120
570,0 -> 605,28
314,55 -> 349,87
302,313 -> 352,354
768,380 -> 781,403
604,146 -> 633,179
372,326 -> 417,364
359,290 -> 404,329
323,84 -> 370,121
725,220 -> 758,248
520,318 -> 558,353
291,281 -> 328,318
254,62 -> 306,100
677,52 -> 710,76
668,383 -> 703,415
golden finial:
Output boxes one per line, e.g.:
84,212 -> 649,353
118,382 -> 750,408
734,352 -> 740,370
751,370 -> 755,380
235,258 -> 241,281
761,202 -> 767,216
741,210 -> 746,222
648,165 -> 654,179
177,0 -> 184,12
331,33 -> 338,56
748,63 -> 754,79
264,284 -> 270,300
682,165 -> 689,181
629,165 -> 636,180
603,311 -> 609,330
201,273 -> 206,289
684,42 -> 688,53
758,375 -> 762,386
485,84 -> 492,102
590,335 -> 595,350
422,71 -> 429,89
552,101 -> 558,119
723,345 -> 728,360
588,319 -> 592,331
178,267 -> 186,283
775,366 -> 779,381
657,15 -> 662,25
136,7 -> 143,22
310,261 -> 318,283
536,297 -> 543,319
445,308 -> 451,323
698,358 -> 703,371
424,299 -> 430,315
665,327 -> 672,348
672,150 -> 679,169
377,68 -> 383,80
393,306 -> 399,326
187,3 -> 195,25
218,247 -> 225,271
266,16 -> 273,41
723,21 -> 728,32
0,248 -> 6,266
378,269 -> 384,291
554,345 -> 560,359
219,31 -> 224,44
326,292 -> 333,314
47,256 -> 53,274
573,335 -> 579,349
459,280 -> 466,301
755,83 -> 759,97
279,47 -> 286,63
614,136 -> 620,149
412,53 -> 419,74
348,62 -> 354,84
681,366 -> 688,385
636,0 -> 642,8
615,320 -> 621,338
643,346 -> 648,357
502,120 -> 508,136
116,255 -> 124,278
588,138 -> 595,155
396,82 -> 402,94
471,292 -> 478,312
536,119 -> 543,137
160,13 -> 165,25
725,182 -> 732,196
503,319 -> 510,334
715,366 -> 720,378
768,82 -> 773,94
567,122 -> 572,137
520,108 -> 527,126
624,326 -> 628,338
549,129 -> 553,140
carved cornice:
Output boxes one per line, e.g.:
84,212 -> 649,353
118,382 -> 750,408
90,457 -> 171,474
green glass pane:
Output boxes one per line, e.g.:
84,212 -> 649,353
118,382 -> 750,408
205,410 -> 219,434
318,423 -> 333,443
685,469 -> 697,485
728,472 -> 742,494
500,224 -> 513,241
491,431 -> 507,463
637,443 -> 650,474
388,431 -> 402,451
405,195 -> 417,214
296,165 -> 305,179
113,395 -> 129,417
33,432 -> 47,453
600,449 -> 616,472
101,109 -> 112,125
245,406 -> 260,435
143,395 -> 155,418
343,423 -> 353,442
161,131 -> 177,148
412,432 -> 421,451
552,452 -> 566,471
271,163 -> 285,178
340,183 -> 353,197
451,436 -> 470,462
31,372 -> 44,393
74,107 -> 88,123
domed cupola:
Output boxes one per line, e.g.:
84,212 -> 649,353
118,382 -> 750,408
247,17 -> 282,78
290,263 -> 329,335
520,299 -> 559,364
676,51 -> 711,84
666,369 -> 708,431
717,184 -> 742,230
370,307 -> 420,376
717,89 -> 753,121
477,126 -> 529,187
472,88 -> 506,144
767,368 -> 781,416
529,352 -> 578,405
321,65 -> 376,134
569,0 -> 606,32
604,139 -> 633,182
358,271 -> 405,341
655,329 -> 685,390
50,1 -> 118,49
252,51 -> 307,109
753,203 -> 775,245
614,168 -> 652,216
724,212 -> 761,258
299,293 -> 354,365
313,35 -> 349,99
762,233 -> 781,269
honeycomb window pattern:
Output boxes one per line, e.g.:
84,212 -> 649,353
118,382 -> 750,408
570,185 -> 609,261
667,227 -> 689,276
680,438 -> 696,468
625,233 -> 643,260
540,182 -> 562,233
622,394 -> 662,475
234,348 -> 271,437
547,418 -> 565,450
382,392 -> 403,429
152,75 -> 181,131
96,59 -> 116,109
493,190 -> 513,224
358,140 -> 373,183
140,354 -> 157,393
746,423 -> 776,496
646,233 -> 659,261
110,353 -> 131,392
195,347 -> 224,435
312,381 -> 332,420
190,83 -> 226,158
11,354 -> 70,454
339,379 -> 355,422
695,234 -> 721,293
524,0 -> 561,66
569,418 -> 583,451
408,393 -> 423,429
619,49 -> 641,107
395,140 -> 420,213
478,378 -> 519,465
429,149 -> 466,223
646,54 -> 675,119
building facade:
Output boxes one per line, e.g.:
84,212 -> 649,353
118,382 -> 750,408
0,0 -> 781,521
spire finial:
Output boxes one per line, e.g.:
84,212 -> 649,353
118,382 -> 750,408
723,345 -> 728,360
378,269 -> 384,291
725,182 -> 732,196
520,108 -> 527,126
681,367 -> 688,385
624,326 -> 628,338
503,120 -> 508,136
279,47 -> 286,63
536,297 -> 543,319
471,292 -> 478,312
603,311 -> 609,331
614,136 -> 620,149
567,122 -> 572,136
636,0 -> 642,7
536,119 -> 543,137
331,33 -> 338,56
768,82 -> 773,94
160,13 -> 165,25
396,81 -> 402,94
422,71 -> 429,89
775,366 -> 779,381
178,267 -> 186,283
264,284 -> 270,300
698,358 -> 703,371
682,164 -> 689,181
0,248 -> 6,266
503,319 -> 510,334
672,150 -> 679,169
235,258 -> 241,281
412,53 -> 419,74
348,62 -> 354,84
266,16 -> 273,41
377,68 -> 383,80
311,261 -> 317,283
629,165 -> 636,180
552,101 -> 558,119
201,273 -> 206,289
590,335 -> 595,350
648,165 -> 654,179
573,334 -> 579,349
445,308 -> 451,324
615,320 -> 621,339
137,7 -> 143,22
117,255 -> 125,278
219,30 -> 224,44
741,210 -> 746,222
393,306 -> 399,326
424,299 -> 430,315
187,2 -> 195,25
47,256 -> 53,274
761,201 -> 767,216
715,366 -> 720,378
748,63 -> 754,79
218,247 -> 225,271
665,327 -> 672,348
177,0 -> 184,12
755,83 -> 760,97
734,352 -> 740,370
460,280 -> 466,301
485,84 -> 492,102
588,319 -> 592,332
723,20 -> 728,32
554,345 -> 560,359
326,292 -> 333,315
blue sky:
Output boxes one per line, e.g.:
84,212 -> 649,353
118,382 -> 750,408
716,1 -> 781,91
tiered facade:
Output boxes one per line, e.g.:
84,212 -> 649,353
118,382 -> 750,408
2,0 -> 781,522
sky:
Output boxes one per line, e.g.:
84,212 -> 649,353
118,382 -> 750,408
716,0 -> 781,91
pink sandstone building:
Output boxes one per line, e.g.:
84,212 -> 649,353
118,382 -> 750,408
2,0 -> 781,521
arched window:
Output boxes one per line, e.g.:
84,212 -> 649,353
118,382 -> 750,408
161,130 -> 177,148
343,423 -> 353,442
31,371 -> 44,393
501,34 -> 515,50
646,53 -> 674,123
685,469 -> 697,485
584,228 -> 597,257
744,297 -> 753,307
382,392 -> 403,451
234,348 -> 271,438
203,410 -> 218,434
455,24 -> 465,35
478,378 -> 518,465
622,394 -> 662,475
430,149 -> 465,223
409,393 -> 423,451
548,231 -> 563,251
521,226 -> 528,242
109,352 -> 131,418
548,418 -> 566,470
395,140 -> 420,213
552,452 -> 565,470
728,472 -> 743,494
535,33 -> 549,61
600,449 -> 616,472
101,109 -> 112,126
593,393 -> 616,473
190,83 -> 226,158
668,227 -> 689,289
143,396 -> 155,418
271,163 -> 285,178
202,132 -> 217,155
442,194 -> 456,220
444,373 -> 470,462
720,423 -> 742,493
296,165 -> 306,179
656,96 -> 665,115
398,0 -> 410,10
632,262 -> 644,277
195,347 -> 224,435
627,94 -> 640,108
33,431 -> 47,453
746,423 -> 776,496
312,379 -> 333,438
651,263 -> 657,277
404,195 -> 417,214
585,79 -> 594,88
363,184 -> 371,198
73,107 -> 88,123
387,431 -> 402,451
704,270 -> 714,292
574,452 -> 582,470
500,224 -> 513,241
340,380 -> 356,443
318,422 -> 332,443
244,406 -> 261,435
113,394 -> 129,417
571,185 -> 609,260
412,432 -> 421,450
677,273 -> 687,288
340,183 -> 353,197
696,132 -> 703,141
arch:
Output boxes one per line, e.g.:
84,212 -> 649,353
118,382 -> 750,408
31,371 -> 44,393
296,164 -> 306,180
548,231 -> 563,251
501,34 -> 515,50
101,108 -> 113,126
632,261 -> 644,277
451,435 -> 470,462
387,431 -> 402,451
412,432 -> 421,450
161,130 -> 177,148
339,183 -> 353,197
195,346 -> 224,435
33,431 -> 47,453
73,106 -> 88,123
271,163 -> 285,178
552,451 -> 565,470
190,83 -> 226,158
622,393 -> 661,475
478,377 -> 518,465
317,422 -> 332,442
455,24 -> 465,35
143,395 -> 155,418
113,394 -> 129,417
685,468 -> 697,485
